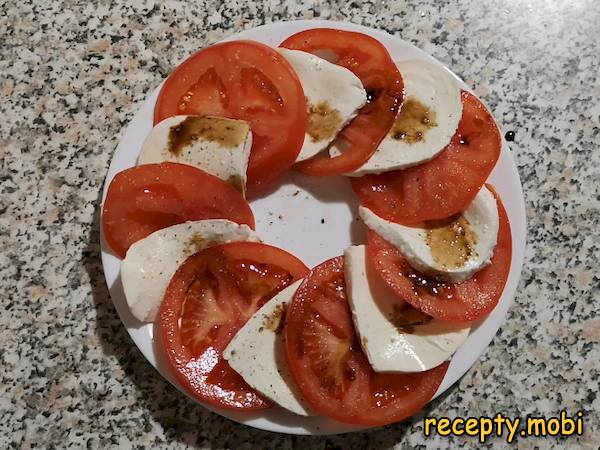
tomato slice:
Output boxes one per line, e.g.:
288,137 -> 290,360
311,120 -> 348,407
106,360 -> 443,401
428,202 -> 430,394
153,40 -> 307,196
159,242 -> 309,410
352,90 -> 501,224
366,185 -> 512,322
285,256 -> 448,426
102,162 -> 254,258
280,28 -> 404,176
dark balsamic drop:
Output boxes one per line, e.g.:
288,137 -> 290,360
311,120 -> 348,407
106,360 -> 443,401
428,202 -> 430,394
365,89 -> 382,103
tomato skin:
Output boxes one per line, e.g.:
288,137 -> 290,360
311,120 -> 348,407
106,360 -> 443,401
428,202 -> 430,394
159,242 -> 310,410
153,40 -> 307,196
352,90 -> 501,224
285,256 -> 449,426
217,242 -> 310,282
280,28 -> 404,176
366,184 -> 512,322
102,162 -> 255,258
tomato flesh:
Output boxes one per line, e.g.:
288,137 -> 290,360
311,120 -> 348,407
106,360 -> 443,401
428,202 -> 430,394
352,90 -> 501,224
366,185 -> 512,322
285,256 -> 449,426
153,40 -> 307,196
159,242 -> 309,410
102,162 -> 255,258
280,28 -> 404,176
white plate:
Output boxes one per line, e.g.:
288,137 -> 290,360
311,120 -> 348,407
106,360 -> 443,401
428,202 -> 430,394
100,19 -> 527,435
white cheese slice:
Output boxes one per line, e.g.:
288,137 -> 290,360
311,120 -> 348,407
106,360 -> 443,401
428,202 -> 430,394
278,48 -> 367,162
332,59 -> 462,175
137,115 -> 252,195
121,219 -> 259,322
359,186 -> 499,283
223,279 -> 315,416
344,245 -> 470,373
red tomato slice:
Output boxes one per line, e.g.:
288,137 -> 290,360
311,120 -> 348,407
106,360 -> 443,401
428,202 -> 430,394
159,242 -> 309,410
153,40 -> 307,196
366,185 -> 512,322
352,90 -> 501,224
102,162 -> 254,258
280,28 -> 404,176
285,256 -> 449,426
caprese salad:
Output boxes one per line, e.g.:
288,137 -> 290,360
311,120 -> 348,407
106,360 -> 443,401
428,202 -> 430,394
101,27 -> 512,428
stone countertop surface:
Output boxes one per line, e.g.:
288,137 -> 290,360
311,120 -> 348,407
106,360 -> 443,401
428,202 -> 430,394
1,0 -> 599,448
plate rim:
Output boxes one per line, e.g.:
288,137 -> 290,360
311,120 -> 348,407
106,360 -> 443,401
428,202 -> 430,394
99,18 -> 527,436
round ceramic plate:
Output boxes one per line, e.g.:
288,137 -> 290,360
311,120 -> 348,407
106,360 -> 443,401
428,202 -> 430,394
100,19 -> 526,435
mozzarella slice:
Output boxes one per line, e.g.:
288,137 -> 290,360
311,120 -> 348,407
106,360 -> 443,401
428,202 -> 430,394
332,59 -> 462,175
344,245 -> 470,373
121,219 -> 259,322
278,48 -> 367,162
138,115 -> 252,195
360,186 -> 499,283
223,280 -> 315,416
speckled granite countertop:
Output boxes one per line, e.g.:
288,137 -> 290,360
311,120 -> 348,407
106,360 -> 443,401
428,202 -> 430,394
1,0 -> 599,448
